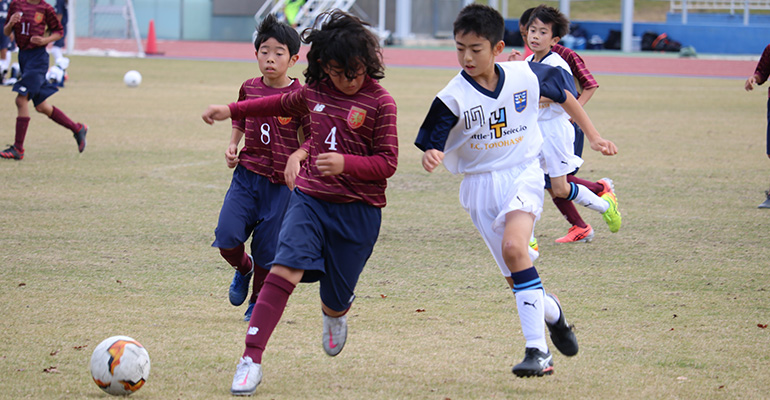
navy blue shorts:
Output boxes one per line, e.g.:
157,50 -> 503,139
53,27 -> 67,48
212,165 -> 292,268
0,18 -> 10,49
572,122 -> 585,158
272,188 -> 382,312
765,97 -> 769,155
14,47 -> 58,106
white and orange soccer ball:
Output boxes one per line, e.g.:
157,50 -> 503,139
89,336 -> 150,396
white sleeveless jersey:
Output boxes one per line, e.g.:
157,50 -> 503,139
436,62 -> 543,175
526,52 -> 572,121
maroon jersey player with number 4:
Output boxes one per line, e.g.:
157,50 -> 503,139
202,10 -> 398,396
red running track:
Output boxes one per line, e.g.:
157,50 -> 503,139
74,38 -> 756,79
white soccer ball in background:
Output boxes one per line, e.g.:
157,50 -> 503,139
123,70 -> 142,87
90,335 -> 150,396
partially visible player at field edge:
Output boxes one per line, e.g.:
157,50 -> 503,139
50,0 -> 67,63
202,10 -> 398,396
523,5 -> 621,239
744,43 -> 770,209
1,0 -> 87,161
0,0 -> 11,84
511,7 -> 618,244
209,14 -> 307,323
416,4 -> 616,377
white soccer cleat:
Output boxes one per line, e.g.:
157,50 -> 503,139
230,356 -> 262,396
322,314 -> 347,356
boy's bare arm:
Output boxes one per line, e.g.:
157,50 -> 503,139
225,128 -> 245,169
285,148 -> 309,190
31,32 -> 61,47
4,12 -> 21,37
560,91 -> 617,156
577,86 -> 597,107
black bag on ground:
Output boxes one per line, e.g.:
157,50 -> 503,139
652,33 -> 682,52
641,31 -> 658,51
604,29 -> 621,50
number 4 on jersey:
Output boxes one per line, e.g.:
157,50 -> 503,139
325,127 -> 338,151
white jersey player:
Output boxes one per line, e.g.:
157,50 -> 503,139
415,3 -> 617,380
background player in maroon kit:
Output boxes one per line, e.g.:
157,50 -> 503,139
1,0 -> 87,160
202,10 -> 398,396
210,14 -> 307,322
745,43 -> 770,208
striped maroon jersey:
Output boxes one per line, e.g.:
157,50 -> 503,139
229,76 -> 398,208
8,0 -> 62,51
232,77 -> 306,185
551,44 -> 599,94
754,44 -> 770,98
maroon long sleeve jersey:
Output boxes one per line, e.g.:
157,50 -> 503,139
7,0 -> 62,50
229,76 -> 398,208
231,77 -> 307,185
754,44 -> 770,98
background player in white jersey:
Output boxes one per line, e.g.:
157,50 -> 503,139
415,4 -> 616,378
524,5 -> 621,236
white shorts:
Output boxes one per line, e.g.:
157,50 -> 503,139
538,117 -> 583,178
459,160 -> 544,277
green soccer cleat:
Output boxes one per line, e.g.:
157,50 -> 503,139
529,237 -> 539,252
601,192 -> 621,233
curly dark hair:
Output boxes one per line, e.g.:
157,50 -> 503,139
528,5 -> 570,40
453,4 -> 505,46
300,10 -> 385,86
254,13 -> 301,56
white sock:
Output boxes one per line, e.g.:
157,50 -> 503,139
0,52 -> 10,72
571,183 -> 609,213
514,289 -> 548,353
50,46 -> 63,62
543,294 -> 560,325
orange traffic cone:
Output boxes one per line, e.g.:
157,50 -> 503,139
145,20 -> 162,55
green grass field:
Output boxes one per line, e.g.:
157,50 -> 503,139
507,0 -> 671,22
1,55 -> 769,399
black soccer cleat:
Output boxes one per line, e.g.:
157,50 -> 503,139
512,347 -> 554,378
0,145 -> 24,160
74,124 -> 88,153
759,191 -> 770,209
546,293 -> 578,356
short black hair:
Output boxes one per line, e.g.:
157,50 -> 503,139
519,7 -> 534,28
254,14 -> 301,56
453,4 -> 504,46
301,10 -> 385,85
528,5 -> 570,39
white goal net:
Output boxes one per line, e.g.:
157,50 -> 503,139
70,0 -> 145,57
